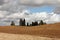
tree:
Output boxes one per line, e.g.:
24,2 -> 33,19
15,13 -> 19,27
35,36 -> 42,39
19,18 -> 26,26
39,20 -> 44,25
19,19 -> 22,26
11,21 -> 15,26
23,19 -> 26,26
27,23 -> 29,26
35,21 -> 38,26
44,22 -> 46,24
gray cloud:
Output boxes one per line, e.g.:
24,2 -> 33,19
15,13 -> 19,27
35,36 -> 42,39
19,0 -> 60,14
0,0 -> 27,13
0,0 -> 60,26
0,0 -> 60,12
0,0 -> 4,5
54,7 -> 60,14
19,0 -> 59,6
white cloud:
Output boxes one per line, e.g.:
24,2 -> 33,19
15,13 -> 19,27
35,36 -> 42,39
0,11 -> 8,18
0,10 -> 60,25
5,11 -> 60,24
30,12 -> 60,24
0,0 -> 60,25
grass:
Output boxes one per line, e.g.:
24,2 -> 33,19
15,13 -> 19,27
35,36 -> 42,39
0,23 -> 60,38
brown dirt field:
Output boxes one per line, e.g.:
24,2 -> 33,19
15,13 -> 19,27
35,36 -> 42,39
0,33 -> 60,40
0,23 -> 60,38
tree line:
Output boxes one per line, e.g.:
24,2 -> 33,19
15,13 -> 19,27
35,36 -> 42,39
11,18 -> 46,26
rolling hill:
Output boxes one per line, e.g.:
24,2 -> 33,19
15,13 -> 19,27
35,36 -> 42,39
0,23 -> 60,38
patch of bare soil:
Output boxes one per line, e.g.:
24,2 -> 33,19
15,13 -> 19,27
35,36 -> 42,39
0,33 -> 60,40
0,23 -> 60,38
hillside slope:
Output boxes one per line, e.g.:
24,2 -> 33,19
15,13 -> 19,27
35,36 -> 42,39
0,23 -> 60,38
0,33 -> 60,40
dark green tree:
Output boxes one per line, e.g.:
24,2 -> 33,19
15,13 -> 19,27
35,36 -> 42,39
11,21 -> 15,26
19,19 -> 26,26
27,23 -> 29,26
39,20 -> 44,25
44,22 -> 46,24
19,19 -> 22,26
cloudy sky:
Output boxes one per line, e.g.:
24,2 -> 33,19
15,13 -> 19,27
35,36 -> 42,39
0,0 -> 60,26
